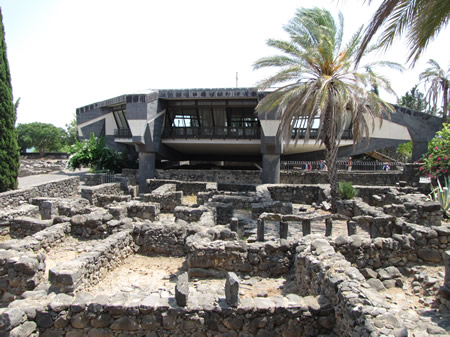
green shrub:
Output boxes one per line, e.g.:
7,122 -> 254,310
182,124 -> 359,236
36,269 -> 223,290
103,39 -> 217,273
420,123 -> 449,179
339,181 -> 357,200
67,134 -> 126,173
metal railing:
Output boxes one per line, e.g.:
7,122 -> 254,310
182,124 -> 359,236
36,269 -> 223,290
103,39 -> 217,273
162,127 -> 261,139
283,160 -> 405,171
162,126 -> 353,140
114,129 -> 132,138
291,128 -> 353,140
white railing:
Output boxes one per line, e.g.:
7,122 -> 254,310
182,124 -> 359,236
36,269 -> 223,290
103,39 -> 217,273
282,160 -> 405,171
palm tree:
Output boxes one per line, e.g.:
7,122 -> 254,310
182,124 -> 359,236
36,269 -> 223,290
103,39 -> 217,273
420,59 -> 449,123
253,7 -> 401,211
356,0 -> 450,67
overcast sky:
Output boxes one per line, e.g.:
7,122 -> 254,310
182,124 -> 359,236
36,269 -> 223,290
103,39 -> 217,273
2,0 -> 449,128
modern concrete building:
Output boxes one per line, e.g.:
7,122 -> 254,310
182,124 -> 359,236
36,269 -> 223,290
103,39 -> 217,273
76,88 -> 442,191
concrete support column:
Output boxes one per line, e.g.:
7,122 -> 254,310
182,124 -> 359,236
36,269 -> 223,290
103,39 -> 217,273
138,152 -> 156,194
262,153 -> 280,184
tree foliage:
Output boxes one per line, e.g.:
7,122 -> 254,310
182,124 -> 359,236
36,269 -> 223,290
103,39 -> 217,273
397,85 -> 426,112
357,0 -> 450,66
16,122 -> 67,154
67,134 -> 125,173
0,8 -> 19,192
419,123 -> 449,179
64,115 -> 78,146
253,7 -> 400,211
420,59 -> 449,123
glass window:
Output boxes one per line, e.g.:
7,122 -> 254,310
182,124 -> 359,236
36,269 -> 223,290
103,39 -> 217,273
113,105 -> 129,130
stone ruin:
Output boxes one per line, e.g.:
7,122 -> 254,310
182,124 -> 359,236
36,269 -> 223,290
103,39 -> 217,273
0,173 -> 448,337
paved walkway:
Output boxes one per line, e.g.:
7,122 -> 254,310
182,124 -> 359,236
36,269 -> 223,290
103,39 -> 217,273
18,168 -> 90,189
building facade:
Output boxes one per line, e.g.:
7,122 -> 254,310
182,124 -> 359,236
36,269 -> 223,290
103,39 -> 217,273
77,88 -> 441,192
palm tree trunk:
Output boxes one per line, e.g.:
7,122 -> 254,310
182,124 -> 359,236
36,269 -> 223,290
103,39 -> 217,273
323,108 -> 340,212
325,143 -> 339,212
443,85 -> 448,124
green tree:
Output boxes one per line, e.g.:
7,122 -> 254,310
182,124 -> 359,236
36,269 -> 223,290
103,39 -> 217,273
420,59 -> 449,124
253,7 -> 400,211
397,85 -> 426,112
356,0 -> 450,66
16,122 -> 67,155
64,114 -> 78,146
0,8 -> 19,192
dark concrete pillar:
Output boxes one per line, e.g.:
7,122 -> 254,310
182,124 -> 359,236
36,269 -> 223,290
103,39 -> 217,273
280,221 -> 288,239
138,152 -> 155,194
262,154 -> 280,184
325,218 -> 332,237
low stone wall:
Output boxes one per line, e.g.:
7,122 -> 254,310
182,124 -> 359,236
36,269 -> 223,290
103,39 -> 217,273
265,184 -> 328,204
251,201 -> 293,219
95,194 -> 131,208
0,222 -> 70,254
147,179 -> 216,195
81,183 -> 122,205
174,205 -> 211,223
210,194 -> 259,209
155,168 -> 262,185
133,222 -> 188,256
281,169 -> 404,186
187,235 -> 297,278
0,249 -> 46,301
1,291 -> 332,337
335,221 -> 450,268
141,184 -> 183,212
337,193 -> 442,228
295,236 -> 407,336
49,230 -> 136,294
0,177 -> 79,209
8,217 -> 53,238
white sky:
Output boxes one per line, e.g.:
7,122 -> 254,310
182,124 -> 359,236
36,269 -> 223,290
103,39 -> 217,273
1,0 -> 449,128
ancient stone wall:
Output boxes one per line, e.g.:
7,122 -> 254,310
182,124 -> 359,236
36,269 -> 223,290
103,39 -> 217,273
0,249 -> 45,301
81,183 -> 122,205
141,184 -> 183,212
265,184 -> 328,204
156,169 -> 262,185
295,236 -> 408,336
133,222 -> 188,257
49,230 -> 136,294
281,169 -> 404,186
147,179 -> 216,195
186,235 -> 297,278
0,222 -> 70,254
0,177 -> 79,209
119,167 -> 422,187
1,293 -> 331,337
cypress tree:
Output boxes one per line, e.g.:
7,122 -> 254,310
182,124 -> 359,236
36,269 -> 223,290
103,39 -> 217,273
0,8 -> 19,192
